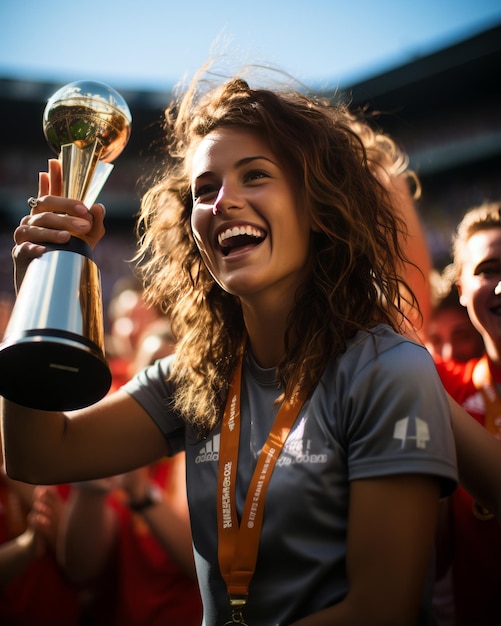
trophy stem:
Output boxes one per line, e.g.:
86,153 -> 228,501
61,142 -> 114,208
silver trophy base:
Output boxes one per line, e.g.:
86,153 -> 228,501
0,330 -> 111,411
0,237 -> 111,411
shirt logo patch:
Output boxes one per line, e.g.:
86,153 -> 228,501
277,417 -> 328,466
195,433 -> 220,463
393,417 -> 430,449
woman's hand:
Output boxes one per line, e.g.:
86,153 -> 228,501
119,466 -> 153,503
28,486 -> 65,555
12,159 -> 106,290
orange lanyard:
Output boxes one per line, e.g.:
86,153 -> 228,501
216,347 -> 306,624
471,354 -> 501,520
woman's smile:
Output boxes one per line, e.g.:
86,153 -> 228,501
216,223 -> 267,256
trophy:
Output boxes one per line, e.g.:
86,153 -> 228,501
0,81 -> 132,410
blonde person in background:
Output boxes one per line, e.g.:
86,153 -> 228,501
433,202 -> 501,626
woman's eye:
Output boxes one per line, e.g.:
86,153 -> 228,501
244,169 -> 268,183
476,263 -> 501,277
193,184 -> 218,201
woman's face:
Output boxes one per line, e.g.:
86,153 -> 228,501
457,228 -> 501,350
190,127 -> 313,303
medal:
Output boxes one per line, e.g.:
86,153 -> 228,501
223,594 -> 249,626
224,609 -> 249,625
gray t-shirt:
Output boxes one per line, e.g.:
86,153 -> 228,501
124,324 -> 457,626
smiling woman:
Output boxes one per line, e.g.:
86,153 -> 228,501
433,201 -> 501,624
2,62 -> 460,626
189,127 -> 313,315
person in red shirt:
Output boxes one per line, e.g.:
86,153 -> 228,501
0,468 -> 82,625
60,459 -> 202,626
424,268 -> 484,364
58,320 -> 202,626
434,201 -> 501,626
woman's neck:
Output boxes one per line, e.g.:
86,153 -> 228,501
241,297 -> 292,369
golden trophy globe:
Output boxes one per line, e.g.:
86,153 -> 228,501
0,81 -> 132,410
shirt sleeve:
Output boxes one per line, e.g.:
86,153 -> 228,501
338,337 -> 458,497
122,355 -> 186,455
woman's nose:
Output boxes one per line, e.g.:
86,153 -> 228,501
212,184 -> 242,216
212,187 -> 225,216
495,280 -> 501,296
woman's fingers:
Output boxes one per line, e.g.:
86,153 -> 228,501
13,240 -> 49,262
38,159 -> 62,197
39,171 -> 50,198
27,194 -> 89,218
13,160 -> 106,291
48,159 -> 62,196
16,204 -> 91,245
28,160 -> 106,249
37,159 -> 61,197
12,241 -> 48,292
88,203 -> 106,244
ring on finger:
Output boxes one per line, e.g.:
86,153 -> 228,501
27,197 -> 40,210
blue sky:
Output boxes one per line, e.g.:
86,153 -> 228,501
1,0 -> 501,92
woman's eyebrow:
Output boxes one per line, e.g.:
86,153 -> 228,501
193,155 -> 278,183
236,155 -> 277,167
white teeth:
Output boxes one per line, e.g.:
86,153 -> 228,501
218,225 -> 265,246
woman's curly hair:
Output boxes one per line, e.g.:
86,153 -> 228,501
134,65 -> 419,432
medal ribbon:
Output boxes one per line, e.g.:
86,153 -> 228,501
217,346 -> 306,609
471,354 -> 501,519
